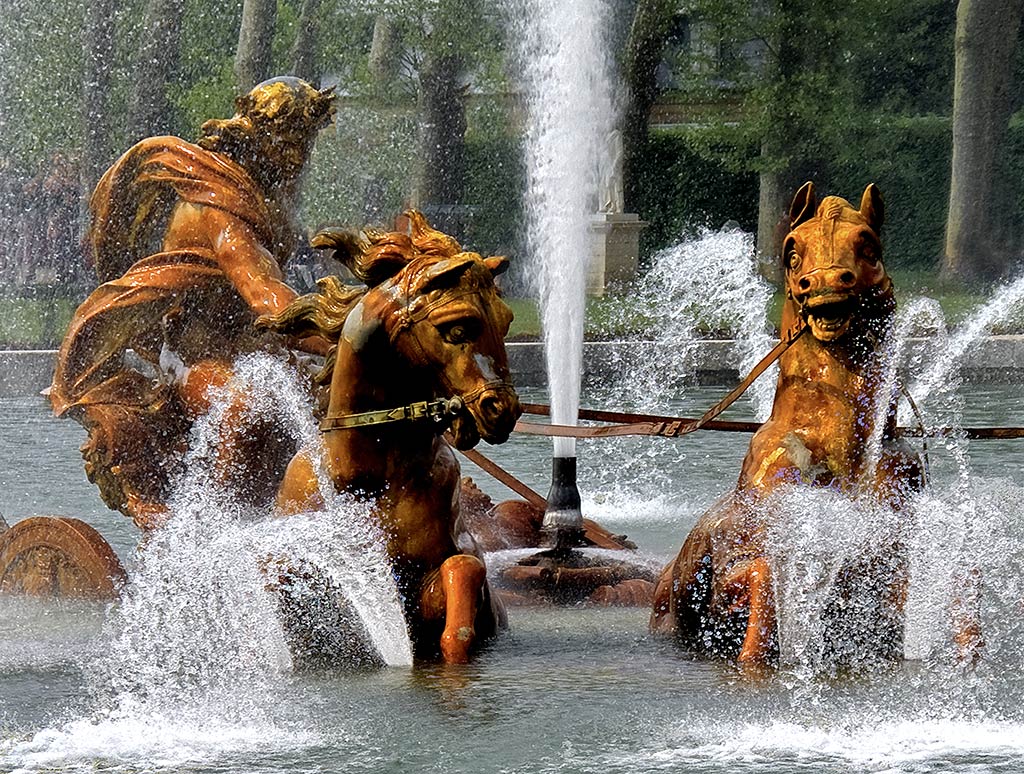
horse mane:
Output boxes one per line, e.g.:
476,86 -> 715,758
259,274 -> 364,339
312,210 -> 465,286
259,211 -> 473,384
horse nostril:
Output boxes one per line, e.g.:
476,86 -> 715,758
839,271 -> 855,286
479,395 -> 503,423
798,277 -> 811,291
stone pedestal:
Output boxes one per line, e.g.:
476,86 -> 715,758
587,212 -> 647,296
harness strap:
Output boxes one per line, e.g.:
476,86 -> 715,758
515,322 -> 808,440
446,433 -> 548,510
319,397 -> 464,433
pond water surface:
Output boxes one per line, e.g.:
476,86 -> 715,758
2,382 -> 1024,773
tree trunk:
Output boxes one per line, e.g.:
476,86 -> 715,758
235,0 -> 278,92
620,0 -> 676,213
417,55 -> 466,222
756,161 -> 788,281
943,0 -> 1024,282
754,6 -> 808,269
368,15 -> 401,86
82,0 -> 117,196
128,0 -> 184,139
289,0 -> 321,84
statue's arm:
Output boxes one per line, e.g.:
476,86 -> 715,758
167,204 -> 331,356
207,210 -> 298,317
214,224 -> 333,356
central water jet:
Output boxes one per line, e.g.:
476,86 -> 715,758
514,0 -> 616,551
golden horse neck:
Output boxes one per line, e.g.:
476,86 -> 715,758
323,316 -> 448,485
774,299 -> 898,441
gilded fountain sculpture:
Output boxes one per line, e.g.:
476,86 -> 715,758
0,73 -> 941,669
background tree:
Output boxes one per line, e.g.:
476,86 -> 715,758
368,15 -> 402,86
129,0 -> 185,138
943,0 -> 1024,282
620,0 -> 679,213
235,0 -> 278,92
82,0 -> 119,197
290,0 -> 322,83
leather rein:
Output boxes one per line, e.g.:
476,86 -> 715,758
316,322 -> 809,437
514,321 -> 809,440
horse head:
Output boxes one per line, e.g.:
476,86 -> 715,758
277,212 -> 521,451
783,182 -> 895,343
379,228 -> 521,450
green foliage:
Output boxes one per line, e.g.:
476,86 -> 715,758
631,126 -> 758,260
170,0 -> 242,135
634,116 -> 954,268
462,100 -> 525,257
666,0 -> 958,188
826,114 -> 951,268
0,0 -> 86,167
300,102 -> 419,228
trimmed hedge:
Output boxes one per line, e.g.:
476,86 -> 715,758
630,129 -> 758,263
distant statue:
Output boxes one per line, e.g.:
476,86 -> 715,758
50,76 -> 336,530
598,129 -> 624,214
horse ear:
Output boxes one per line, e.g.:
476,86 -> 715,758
789,182 -> 817,228
483,256 -> 509,277
420,256 -> 475,292
860,183 -> 884,234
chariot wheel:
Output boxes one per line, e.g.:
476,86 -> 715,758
0,516 -> 127,600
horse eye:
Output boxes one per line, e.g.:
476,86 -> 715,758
442,321 -> 478,344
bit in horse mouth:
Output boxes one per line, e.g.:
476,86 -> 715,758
802,296 -> 855,331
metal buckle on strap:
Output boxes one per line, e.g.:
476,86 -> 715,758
319,396 -> 465,433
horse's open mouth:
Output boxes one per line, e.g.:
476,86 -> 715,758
803,295 -> 855,341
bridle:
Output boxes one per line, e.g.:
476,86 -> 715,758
318,273 -> 515,435
319,396 -> 465,433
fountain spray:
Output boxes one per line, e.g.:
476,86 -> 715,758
515,0 -> 615,551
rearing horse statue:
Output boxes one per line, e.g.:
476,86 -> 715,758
651,183 -> 923,665
262,212 -> 522,663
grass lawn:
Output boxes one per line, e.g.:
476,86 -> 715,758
0,295 -> 78,349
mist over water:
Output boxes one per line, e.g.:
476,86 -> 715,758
512,0 -> 616,458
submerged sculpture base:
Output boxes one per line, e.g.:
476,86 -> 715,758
499,549 -> 655,606
460,478 -> 655,607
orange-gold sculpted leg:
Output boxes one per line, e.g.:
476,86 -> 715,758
421,554 -> 487,664
737,557 -> 776,664
276,452 -> 325,515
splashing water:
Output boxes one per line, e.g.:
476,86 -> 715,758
765,487 -> 906,674
861,297 -> 947,489
762,280 -> 1024,679
914,271 -> 1024,401
512,0 -> 616,458
600,227 -> 775,418
5,354 -> 412,771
